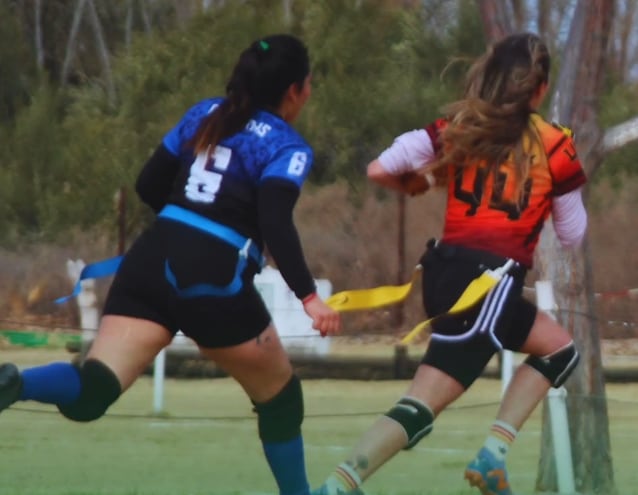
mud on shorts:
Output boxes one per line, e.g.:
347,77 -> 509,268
419,239 -> 537,389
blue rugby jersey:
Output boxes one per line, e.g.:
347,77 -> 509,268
161,97 -> 314,244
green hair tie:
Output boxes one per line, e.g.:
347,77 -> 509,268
259,40 -> 270,51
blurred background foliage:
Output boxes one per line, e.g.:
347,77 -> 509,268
0,0 -> 636,246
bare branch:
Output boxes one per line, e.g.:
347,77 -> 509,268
602,116 -> 638,153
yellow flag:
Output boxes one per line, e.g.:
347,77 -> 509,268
325,265 -> 423,312
400,259 -> 516,345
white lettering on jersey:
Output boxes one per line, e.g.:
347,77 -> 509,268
287,151 -> 307,176
184,145 -> 232,204
245,119 -> 272,137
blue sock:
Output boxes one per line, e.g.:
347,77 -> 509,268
262,435 -> 310,495
19,362 -> 81,405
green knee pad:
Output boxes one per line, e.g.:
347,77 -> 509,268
253,375 -> 304,442
385,396 -> 434,450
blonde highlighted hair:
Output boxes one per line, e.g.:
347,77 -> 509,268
435,33 -> 551,204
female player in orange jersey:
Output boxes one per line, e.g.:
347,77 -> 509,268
313,32 -> 587,495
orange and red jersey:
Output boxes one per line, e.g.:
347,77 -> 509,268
424,114 -> 587,267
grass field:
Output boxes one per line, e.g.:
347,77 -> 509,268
1,348 -> 638,495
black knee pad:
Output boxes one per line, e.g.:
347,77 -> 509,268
253,375 -> 303,443
58,359 -> 122,422
384,396 -> 434,450
524,341 -> 580,388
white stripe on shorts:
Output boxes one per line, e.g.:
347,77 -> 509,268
430,273 -> 514,349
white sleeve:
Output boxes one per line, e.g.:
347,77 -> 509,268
377,129 -> 436,175
552,188 -> 587,248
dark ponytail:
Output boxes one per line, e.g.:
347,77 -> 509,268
190,34 -> 310,154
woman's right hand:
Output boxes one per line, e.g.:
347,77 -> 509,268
302,294 -> 341,337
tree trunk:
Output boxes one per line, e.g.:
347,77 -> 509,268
611,0 -> 637,82
173,0 -> 196,26
125,0 -> 134,47
282,0 -> 293,25
537,113 -> 638,495
139,0 -> 152,34
477,0 -> 618,492
537,0 -> 550,35
536,1 -> 616,493
535,225 -> 615,494
34,0 -> 44,69
476,0 -> 515,40
61,0 -> 87,85
86,0 -> 116,106
509,0 -> 526,27
535,0 -> 572,55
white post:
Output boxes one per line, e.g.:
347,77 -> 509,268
153,348 -> 166,415
66,259 -> 99,344
547,386 -> 576,494
500,349 -> 514,397
535,280 -> 576,494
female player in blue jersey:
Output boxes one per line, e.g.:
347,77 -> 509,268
0,34 -> 340,495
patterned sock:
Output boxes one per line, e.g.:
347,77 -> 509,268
262,435 -> 310,495
483,420 -> 518,461
321,463 -> 362,494
19,362 -> 81,405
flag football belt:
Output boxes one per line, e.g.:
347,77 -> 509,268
159,205 -> 264,297
324,238 -> 516,344
427,238 -> 514,271
56,205 -> 264,304
400,241 -> 517,344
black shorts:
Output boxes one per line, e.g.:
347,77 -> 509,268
102,219 -> 270,348
419,240 -> 537,388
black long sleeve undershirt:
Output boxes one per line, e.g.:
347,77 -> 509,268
258,178 -> 316,300
135,144 -> 180,213
135,146 -> 315,300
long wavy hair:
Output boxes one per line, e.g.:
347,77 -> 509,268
435,33 -> 551,204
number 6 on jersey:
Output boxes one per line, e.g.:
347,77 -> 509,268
185,145 -> 232,204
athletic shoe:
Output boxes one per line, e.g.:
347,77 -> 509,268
310,485 -> 366,495
0,363 -> 22,412
464,447 -> 513,495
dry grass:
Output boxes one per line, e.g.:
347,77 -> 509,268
0,178 -> 636,340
